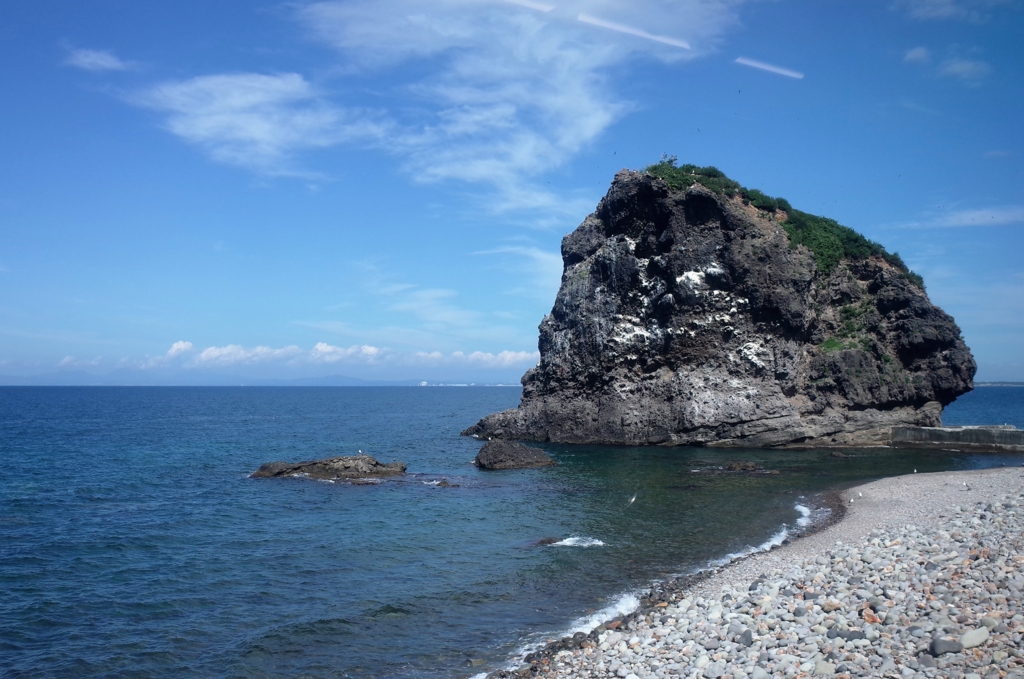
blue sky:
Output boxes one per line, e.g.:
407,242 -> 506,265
1,0 -> 1022,384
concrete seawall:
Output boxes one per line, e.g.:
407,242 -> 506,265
889,424 -> 1024,452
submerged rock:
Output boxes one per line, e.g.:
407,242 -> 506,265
473,440 -> 556,470
464,169 -> 975,447
251,454 -> 406,480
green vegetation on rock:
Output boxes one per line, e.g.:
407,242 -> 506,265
644,156 -> 925,287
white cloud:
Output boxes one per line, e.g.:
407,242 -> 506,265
414,349 -> 539,367
178,341 -> 537,370
904,46 -> 932,63
193,343 -> 303,366
939,57 -> 991,82
893,0 -> 1012,21
166,340 -> 193,358
310,342 -> 381,363
64,48 -> 132,72
134,73 -> 388,175
114,0 -> 744,210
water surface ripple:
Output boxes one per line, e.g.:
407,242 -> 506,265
1,386 -> 1020,678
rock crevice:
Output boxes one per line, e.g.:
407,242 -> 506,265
465,170 -> 975,447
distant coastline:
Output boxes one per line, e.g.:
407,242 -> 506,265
975,382 -> 1024,387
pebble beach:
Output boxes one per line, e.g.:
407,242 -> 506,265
500,467 -> 1024,679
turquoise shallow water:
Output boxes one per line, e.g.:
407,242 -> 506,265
0,386 -> 1021,678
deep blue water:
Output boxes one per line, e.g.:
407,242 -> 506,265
1,386 -> 1022,679
943,385 -> 1024,428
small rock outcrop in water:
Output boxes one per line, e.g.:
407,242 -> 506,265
464,167 -> 975,447
251,455 -> 406,480
473,441 -> 556,470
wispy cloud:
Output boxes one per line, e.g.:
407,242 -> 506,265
734,57 -> 804,79
64,47 -> 133,72
901,205 -> 1024,228
109,0 -> 744,211
904,46 -> 932,63
133,73 -> 388,176
475,245 -> 563,299
56,355 -> 101,368
984,150 -> 1010,157
126,0 -> 739,209
893,0 -> 1012,21
897,98 -> 942,116
939,57 -> 991,83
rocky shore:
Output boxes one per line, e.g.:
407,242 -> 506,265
495,468 -> 1024,679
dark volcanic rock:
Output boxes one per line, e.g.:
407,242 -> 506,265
251,455 -> 406,480
464,170 -> 975,447
473,441 -> 556,470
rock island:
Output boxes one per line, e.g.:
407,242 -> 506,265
465,161 -> 975,447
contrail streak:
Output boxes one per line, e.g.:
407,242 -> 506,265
578,13 -> 691,50
735,56 -> 804,79
500,0 -> 555,11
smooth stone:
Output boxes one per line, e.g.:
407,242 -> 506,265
930,637 -> 964,656
814,660 -> 836,675
960,627 -> 990,649
703,661 -> 727,678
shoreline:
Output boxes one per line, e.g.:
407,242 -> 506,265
489,467 -> 1024,679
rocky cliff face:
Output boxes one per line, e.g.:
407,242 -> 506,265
465,170 -> 976,447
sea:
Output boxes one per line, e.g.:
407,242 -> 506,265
1,385 -> 1022,679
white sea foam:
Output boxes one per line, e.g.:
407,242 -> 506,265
507,589 -> 641,665
708,526 -> 790,568
567,591 -> 641,635
795,503 -> 812,527
422,480 -> 441,486
550,537 -> 605,547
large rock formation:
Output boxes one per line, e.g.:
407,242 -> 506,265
464,169 -> 975,447
473,440 -> 557,470
251,454 -> 406,480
